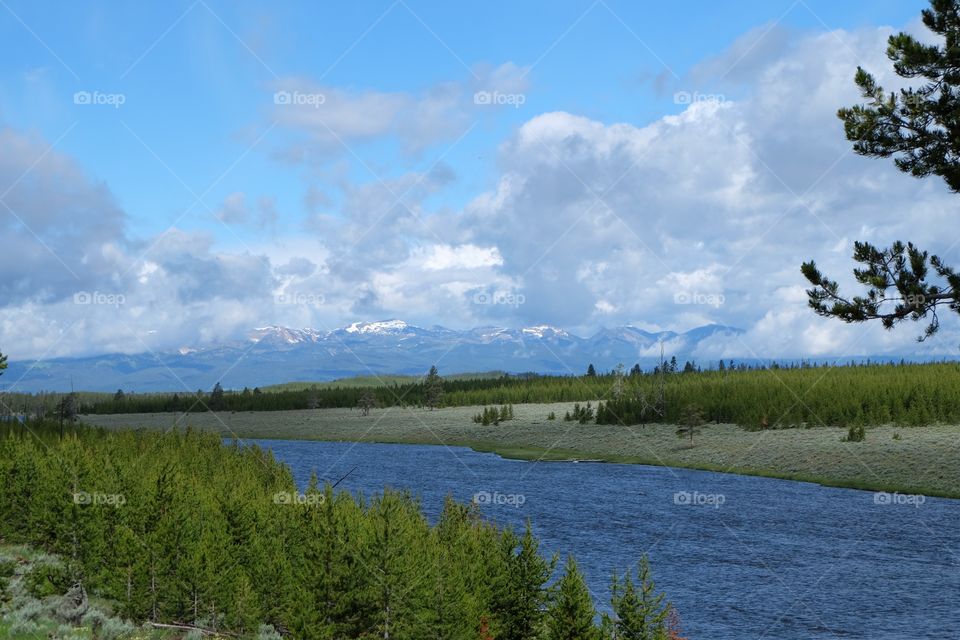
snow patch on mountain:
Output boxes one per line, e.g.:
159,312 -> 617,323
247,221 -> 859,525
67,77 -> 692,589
344,320 -> 410,334
249,326 -> 325,344
521,325 -> 570,339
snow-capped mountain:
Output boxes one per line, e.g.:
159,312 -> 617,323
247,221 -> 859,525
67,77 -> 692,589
520,325 -> 571,340
6,320 -> 745,392
342,320 -> 413,335
248,326 -> 326,346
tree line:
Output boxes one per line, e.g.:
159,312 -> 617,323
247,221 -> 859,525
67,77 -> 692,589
61,360 -> 960,429
0,421 -> 684,639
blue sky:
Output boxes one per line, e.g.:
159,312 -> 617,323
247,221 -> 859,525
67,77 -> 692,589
4,0 -> 957,360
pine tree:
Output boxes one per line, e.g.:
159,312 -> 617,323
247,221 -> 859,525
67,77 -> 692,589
237,573 -> 265,634
361,491 -> 432,639
545,555 -> 598,640
675,405 -> 705,447
803,0 -> 960,339
494,522 -> 556,640
358,390 -> 377,416
586,364 -> 597,377
425,498 -> 478,640
288,479 -> 343,639
424,366 -> 444,410
603,555 -> 671,640
612,364 -> 626,400
210,382 -> 225,411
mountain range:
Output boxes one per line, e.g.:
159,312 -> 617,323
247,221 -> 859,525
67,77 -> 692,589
4,320 -> 745,392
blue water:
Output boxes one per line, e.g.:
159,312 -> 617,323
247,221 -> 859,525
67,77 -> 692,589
251,439 -> 960,640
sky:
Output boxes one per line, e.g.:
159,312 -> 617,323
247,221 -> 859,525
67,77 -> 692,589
2,0 -> 958,361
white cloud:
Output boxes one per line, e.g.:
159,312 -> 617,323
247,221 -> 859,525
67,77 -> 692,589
215,192 -> 279,228
216,192 -> 248,223
418,244 -> 503,271
269,62 -> 530,158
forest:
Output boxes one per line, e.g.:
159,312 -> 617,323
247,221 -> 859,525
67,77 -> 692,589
0,421 -> 683,639
52,360 -> 960,429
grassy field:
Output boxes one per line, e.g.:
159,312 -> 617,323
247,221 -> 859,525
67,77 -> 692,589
81,402 -> 960,498
260,370 -> 506,392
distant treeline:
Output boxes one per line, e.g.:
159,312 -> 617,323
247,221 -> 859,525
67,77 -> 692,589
65,360 -> 960,428
0,422 -> 680,638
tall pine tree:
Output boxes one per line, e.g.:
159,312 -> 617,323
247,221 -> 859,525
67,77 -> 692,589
603,555 -> 671,640
546,555 -> 598,640
494,522 -> 556,640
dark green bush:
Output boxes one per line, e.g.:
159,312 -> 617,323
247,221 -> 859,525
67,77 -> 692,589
24,562 -> 71,598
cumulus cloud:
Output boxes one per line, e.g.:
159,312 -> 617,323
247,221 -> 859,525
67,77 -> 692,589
450,21 -> 960,354
0,127 -> 284,358
269,62 -> 530,158
0,128 -> 127,307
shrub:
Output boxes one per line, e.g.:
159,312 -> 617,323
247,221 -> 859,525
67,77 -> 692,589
9,596 -> 44,621
257,624 -> 283,640
472,405 -> 514,425
54,623 -> 85,639
842,424 -> 866,443
0,558 -> 16,579
8,617 -> 42,637
565,402 -> 594,424
97,617 -> 136,640
24,562 -> 71,599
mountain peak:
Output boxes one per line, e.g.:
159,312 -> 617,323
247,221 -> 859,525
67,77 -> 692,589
249,326 -> 324,345
521,325 -> 570,339
343,319 -> 412,334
